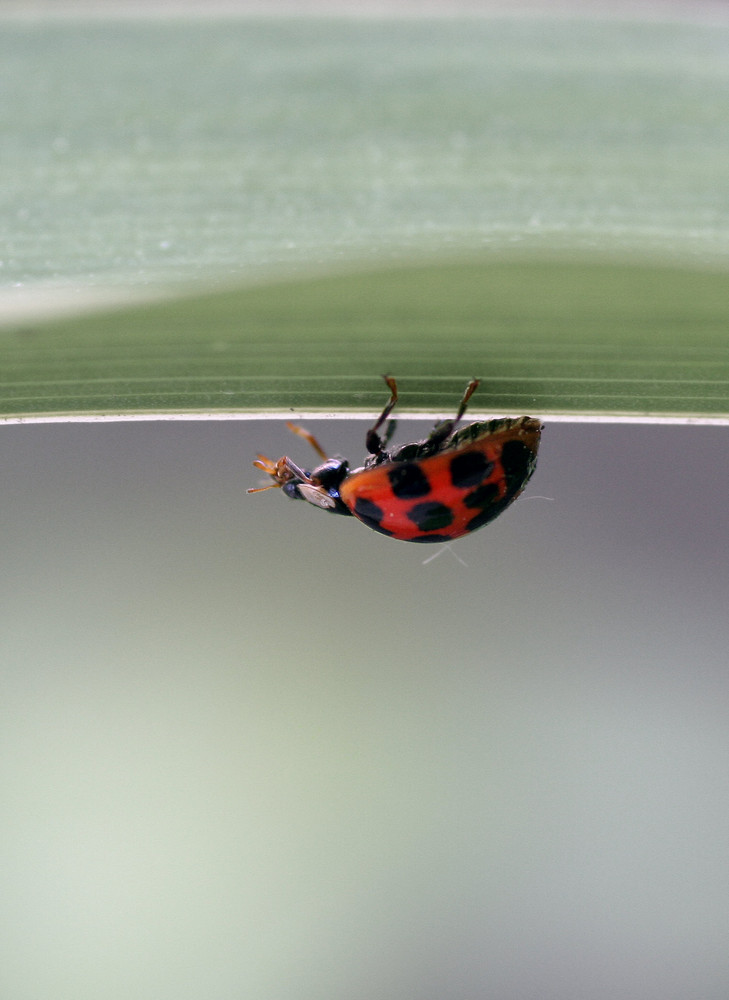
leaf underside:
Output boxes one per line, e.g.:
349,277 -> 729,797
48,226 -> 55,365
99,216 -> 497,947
1,256 -> 728,420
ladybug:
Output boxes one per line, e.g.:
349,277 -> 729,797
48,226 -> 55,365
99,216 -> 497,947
248,376 -> 542,543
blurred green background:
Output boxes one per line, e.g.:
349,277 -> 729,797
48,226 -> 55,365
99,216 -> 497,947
4,7 -> 729,296
2,5 -> 729,1000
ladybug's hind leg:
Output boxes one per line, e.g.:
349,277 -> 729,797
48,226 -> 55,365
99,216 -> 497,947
365,375 -> 399,456
453,378 -> 480,423
427,378 -> 480,449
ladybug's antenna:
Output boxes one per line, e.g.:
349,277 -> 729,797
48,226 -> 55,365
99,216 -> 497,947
247,483 -> 281,494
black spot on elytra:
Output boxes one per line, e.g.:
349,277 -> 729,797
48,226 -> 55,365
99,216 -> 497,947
500,440 -> 532,489
450,450 -> 493,489
463,482 -> 499,509
353,497 -> 393,536
408,534 -> 451,543
465,497 -> 512,533
387,462 -> 430,499
407,501 -> 454,533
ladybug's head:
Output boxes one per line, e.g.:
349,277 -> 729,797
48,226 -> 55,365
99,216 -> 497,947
248,454 -> 352,516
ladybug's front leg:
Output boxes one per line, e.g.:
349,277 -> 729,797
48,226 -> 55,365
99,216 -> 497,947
286,422 -> 329,461
365,374 -> 399,456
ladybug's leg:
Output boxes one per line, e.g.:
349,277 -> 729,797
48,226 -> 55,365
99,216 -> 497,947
453,378 -> 480,424
427,378 -> 481,449
286,421 -> 329,461
379,417 -> 397,450
366,374 -> 399,455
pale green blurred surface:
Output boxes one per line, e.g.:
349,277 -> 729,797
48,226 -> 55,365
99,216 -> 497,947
3,13 -> 729,300
2,420 -> 728,999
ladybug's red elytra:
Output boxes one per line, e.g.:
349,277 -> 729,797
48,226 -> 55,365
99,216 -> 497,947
248,376 -> 542,543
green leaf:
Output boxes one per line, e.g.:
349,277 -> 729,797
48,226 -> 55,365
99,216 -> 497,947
2,15 -> 729,421
4,15 -> 729,288
3,256 -> 728,419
